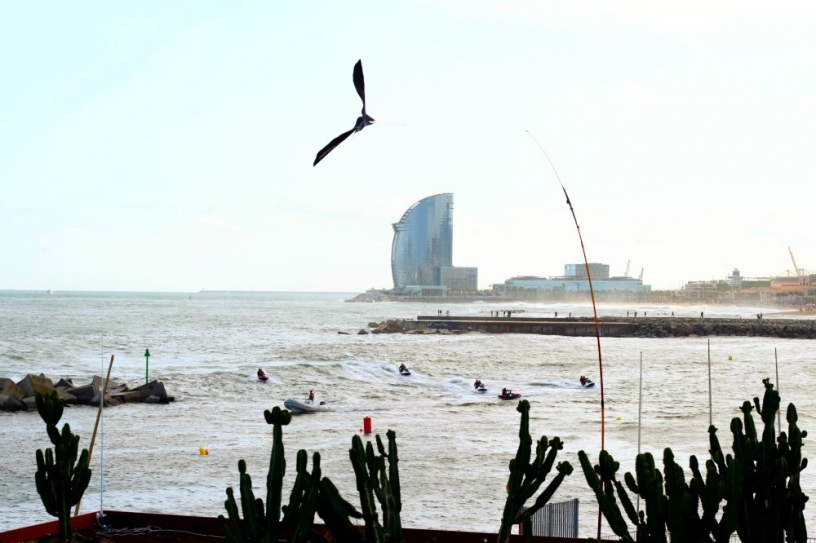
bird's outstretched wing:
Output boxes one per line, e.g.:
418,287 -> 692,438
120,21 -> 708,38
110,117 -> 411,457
353,60 -> 366,113
313,128 -> 355,166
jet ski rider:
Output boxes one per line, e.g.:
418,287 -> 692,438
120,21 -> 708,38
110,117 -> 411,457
399,364 -> 407,372
309,390 -> 315,401
474,379 -> 483,389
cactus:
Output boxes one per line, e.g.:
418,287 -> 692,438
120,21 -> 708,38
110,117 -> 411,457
341,430 -> 403,543
498,400 -> 573,543
579,379 -> 807,543
731,378 -> 809,542
34,391 -> 92,541
220,406 -> 329,543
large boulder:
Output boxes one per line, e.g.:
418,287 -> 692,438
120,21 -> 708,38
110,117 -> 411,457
54,378 -> 75,389
133,380 -> 168,401
109,390 -> 142,403
55,389 -> 78,405
0,394 -> 25,411
66,384 -> 97,404
90,393 -> 122,407
92,375 -> 120,392
0,378 -> 25,400
16,374 -> 55,398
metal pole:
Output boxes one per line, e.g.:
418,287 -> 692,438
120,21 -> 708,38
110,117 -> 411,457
636,351 -> 643,514
775,348 -> 781,434
707,339 -> 712,427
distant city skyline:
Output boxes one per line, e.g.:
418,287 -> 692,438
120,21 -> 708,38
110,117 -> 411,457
1,2 -> 814,292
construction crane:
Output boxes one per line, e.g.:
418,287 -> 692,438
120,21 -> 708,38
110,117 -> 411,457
789,247 -> 804,278
638,268 -> 644,281
624,260 -> 631,278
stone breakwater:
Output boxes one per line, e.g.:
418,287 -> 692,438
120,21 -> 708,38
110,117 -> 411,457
0,373 -> 175,412
350,317 -> 816,339
630,318 -> 816,339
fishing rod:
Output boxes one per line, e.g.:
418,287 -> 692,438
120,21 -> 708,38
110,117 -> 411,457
526,130 -> 606,539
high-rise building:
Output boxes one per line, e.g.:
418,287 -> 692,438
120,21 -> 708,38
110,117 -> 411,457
391,193 -> 453,288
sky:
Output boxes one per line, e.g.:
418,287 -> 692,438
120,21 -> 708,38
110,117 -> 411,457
1,1 -> 814,292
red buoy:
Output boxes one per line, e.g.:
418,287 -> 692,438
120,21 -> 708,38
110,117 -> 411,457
363,416 -> 372,434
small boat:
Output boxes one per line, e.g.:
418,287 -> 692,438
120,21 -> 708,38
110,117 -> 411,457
398,366 -> 411,376
283,398 -> 333,413
498,391 -> 521,401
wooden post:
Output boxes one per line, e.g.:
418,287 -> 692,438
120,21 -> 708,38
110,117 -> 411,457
74,354 -> 114,516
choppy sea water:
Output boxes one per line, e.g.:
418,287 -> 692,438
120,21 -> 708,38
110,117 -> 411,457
1,291 -> 814,538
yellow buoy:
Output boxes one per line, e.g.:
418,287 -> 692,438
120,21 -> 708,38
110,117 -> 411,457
728,355 -> 733,361
616,417 -> 622,421
199,446 -> 209,456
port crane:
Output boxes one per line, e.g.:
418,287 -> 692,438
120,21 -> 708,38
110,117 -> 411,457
624,260 -> 630,278
789,247 -> 804,278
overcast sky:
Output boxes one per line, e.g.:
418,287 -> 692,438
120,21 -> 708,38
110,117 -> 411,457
2,1 -> 814,292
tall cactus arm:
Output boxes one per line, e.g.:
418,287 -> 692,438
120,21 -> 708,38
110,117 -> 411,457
577,450 -> 634,543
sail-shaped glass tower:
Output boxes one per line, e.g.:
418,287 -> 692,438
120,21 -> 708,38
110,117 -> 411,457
391,193 -> 453,288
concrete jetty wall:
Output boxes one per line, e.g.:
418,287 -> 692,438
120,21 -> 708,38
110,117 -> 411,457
360,316 -> 816,339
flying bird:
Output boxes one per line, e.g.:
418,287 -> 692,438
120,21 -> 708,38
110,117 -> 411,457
313,60 -> 375,166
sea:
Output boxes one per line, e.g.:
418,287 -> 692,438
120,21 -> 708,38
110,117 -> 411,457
1,290 -> 815,538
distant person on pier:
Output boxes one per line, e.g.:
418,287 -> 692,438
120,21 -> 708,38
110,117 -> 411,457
446,310 -> 450,317
555,311 -> 558,318
701,311 -> 704,319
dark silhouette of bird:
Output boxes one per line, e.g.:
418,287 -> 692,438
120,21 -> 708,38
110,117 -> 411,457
313,60 -> 375,166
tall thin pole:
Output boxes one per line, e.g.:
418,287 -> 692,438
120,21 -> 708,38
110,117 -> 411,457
75,354 -> 114,516
636,351 -> 643,514
775,348 -> 781,434
707,339 -> 712,427
525,131 -> 605,539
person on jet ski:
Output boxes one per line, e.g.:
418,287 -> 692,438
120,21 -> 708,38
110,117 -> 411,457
502,387 -> 509,397
580,375 -> 585,385
257,368 -> 265,378
399,364 -> 407,372
474,379 -> 482,389
309,390 -> 315,401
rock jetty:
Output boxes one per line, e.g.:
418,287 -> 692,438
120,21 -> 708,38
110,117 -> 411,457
348,316 -> 816,339
630,318 -> 816,339
0,373 -> 175,412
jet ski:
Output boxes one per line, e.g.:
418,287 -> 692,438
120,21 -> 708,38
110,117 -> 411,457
579,377 -> 595,388
398,365 -> 411,376
257,370 -> 269,382
476,386 -> 487,393
283,398 -> 333,414
498,391 -> 521,400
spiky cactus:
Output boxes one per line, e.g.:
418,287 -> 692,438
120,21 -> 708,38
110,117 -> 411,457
220,406 -> 328,543
498,400 -> 573,543
579,379 -> 807,543
731,378 -> 809,542
34,391 -> 92,541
